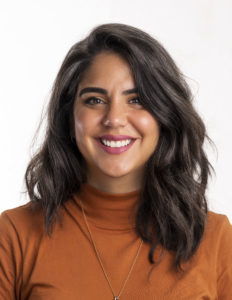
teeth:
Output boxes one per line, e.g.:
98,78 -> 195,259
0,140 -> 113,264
101,139 -> 132,148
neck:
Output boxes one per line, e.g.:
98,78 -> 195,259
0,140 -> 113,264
86,169 -> 145,194
75,183 -> 142,230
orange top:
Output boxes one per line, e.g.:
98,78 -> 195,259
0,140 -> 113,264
0,183 -> 232,299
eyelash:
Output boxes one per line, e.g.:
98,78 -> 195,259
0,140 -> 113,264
84,97 -> 104,105
84,97 -> 142,105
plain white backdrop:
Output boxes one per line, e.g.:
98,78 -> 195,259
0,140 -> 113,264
0,0 -> 231,222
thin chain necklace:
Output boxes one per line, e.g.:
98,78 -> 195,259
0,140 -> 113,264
79,198 -> 143,300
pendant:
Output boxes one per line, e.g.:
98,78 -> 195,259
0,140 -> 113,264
114,297 -> 119,300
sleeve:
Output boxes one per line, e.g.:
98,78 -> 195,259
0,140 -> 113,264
217,215 -> 232,298
0,211 -> 22,300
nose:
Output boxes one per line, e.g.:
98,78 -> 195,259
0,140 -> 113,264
102,101 -> 127,128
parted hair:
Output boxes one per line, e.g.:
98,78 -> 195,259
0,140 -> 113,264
25,23 -> 214,272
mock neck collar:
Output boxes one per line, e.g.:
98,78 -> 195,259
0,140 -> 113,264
73,183 -> 141,230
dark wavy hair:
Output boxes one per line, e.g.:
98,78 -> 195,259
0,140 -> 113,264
25,23 -> 214,273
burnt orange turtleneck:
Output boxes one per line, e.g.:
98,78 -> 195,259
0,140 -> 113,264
0,183 -> 232,299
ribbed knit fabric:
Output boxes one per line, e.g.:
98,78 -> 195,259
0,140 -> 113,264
0,183 -> 232,299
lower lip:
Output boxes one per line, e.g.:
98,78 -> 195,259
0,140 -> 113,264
96,139 -> 136,154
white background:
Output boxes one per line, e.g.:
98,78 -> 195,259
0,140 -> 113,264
0,0 -> 231,222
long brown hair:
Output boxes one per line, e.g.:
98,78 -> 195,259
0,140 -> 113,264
25,23 -> 215,272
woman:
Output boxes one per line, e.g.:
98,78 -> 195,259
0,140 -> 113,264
0,23 -> 231,299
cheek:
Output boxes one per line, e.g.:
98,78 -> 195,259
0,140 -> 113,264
134,111 -> 159,139
73,113 -> 91,155
74,114 -> 86,141
73,110 -> 101,141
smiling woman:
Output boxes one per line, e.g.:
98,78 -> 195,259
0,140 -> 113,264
73,51 -> 159,190
0,23 -> 232,299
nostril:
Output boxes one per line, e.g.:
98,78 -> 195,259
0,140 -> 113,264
103,119 -> 112,126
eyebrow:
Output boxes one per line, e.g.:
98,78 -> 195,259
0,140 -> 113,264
78,87 -> 138,97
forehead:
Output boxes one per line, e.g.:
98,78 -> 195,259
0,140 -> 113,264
79,51 -> 135,88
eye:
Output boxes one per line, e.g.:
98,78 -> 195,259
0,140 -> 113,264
84,97 -> 105,105
129,97 -> 142,105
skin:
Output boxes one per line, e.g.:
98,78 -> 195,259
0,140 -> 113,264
73,51 -> 159,193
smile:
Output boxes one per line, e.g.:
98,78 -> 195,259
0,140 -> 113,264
96,138 -> 136,154
100,139 -> 132,148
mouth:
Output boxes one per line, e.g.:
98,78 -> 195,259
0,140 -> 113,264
96,136 -> 137,154
99,138 -> 134,148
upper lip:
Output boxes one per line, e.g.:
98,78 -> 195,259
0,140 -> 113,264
98,135 -> 136,141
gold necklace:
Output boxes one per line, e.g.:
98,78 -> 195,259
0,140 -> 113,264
79,198 -> 143,300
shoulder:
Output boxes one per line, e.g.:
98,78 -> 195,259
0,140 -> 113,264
206,210 -> 231,225
0,202 -> 45,242
193,210 -> 232,263
0,203 -> 46,296
203,210 -> 232,249
205,210 -> 232,239
204,211 -> 232,272
204,212 -> 232,295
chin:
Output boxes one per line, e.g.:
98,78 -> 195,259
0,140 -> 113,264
101,167 -> 131,178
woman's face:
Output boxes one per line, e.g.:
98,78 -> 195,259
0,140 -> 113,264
73,51 -> 159,189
